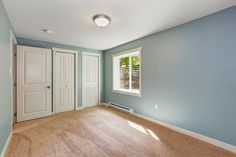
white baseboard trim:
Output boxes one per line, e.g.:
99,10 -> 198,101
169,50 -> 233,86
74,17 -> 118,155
94,102 -> 236,153
99,103 -> 108,107
0,132 -> 12,157
76,106 -> 84,111
77,103 -> 107,111
133,112 -> 236,154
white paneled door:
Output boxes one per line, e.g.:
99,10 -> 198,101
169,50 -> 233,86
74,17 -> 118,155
82,53 -> 100,107
17,46 -> 52,122
54,52 -> 75,113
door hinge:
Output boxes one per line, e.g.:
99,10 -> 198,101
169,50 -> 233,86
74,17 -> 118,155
14,53 -> 16,57
14,112 -> 17,117
14,82 -> 17,87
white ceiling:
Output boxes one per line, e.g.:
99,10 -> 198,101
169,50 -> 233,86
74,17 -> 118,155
3,0 -> 236,50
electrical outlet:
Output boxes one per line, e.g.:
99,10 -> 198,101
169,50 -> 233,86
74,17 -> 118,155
154,104 -> 159,111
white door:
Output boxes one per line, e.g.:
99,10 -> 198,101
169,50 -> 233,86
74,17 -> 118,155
17,46 -> 52,122
82,54 -> 100,107
54,52 -> 75,113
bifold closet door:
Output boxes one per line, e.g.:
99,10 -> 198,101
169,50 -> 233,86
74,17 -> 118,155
17,45 -> 52,122
82,54 -> 99,107
54,52 -> 75,113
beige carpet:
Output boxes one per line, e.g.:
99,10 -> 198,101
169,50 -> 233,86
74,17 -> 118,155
6,106 -> 236,157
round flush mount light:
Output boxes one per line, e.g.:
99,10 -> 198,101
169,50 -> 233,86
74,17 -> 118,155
42,29 -> 53,34
93,14 -> 111,28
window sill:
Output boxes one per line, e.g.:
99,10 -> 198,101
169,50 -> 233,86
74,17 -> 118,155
112,89 -> 141,97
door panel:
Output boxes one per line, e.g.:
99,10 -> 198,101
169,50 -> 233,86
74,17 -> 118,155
90,56 -> 99,105
55,52 -> 75,113
83,56 -> 90,106
25,52 -> 46,84
17,46 -> 52,122
83,54 -> 99,107
24,91 -> 46,113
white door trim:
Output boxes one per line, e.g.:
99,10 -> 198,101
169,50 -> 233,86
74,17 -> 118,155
10,30 -> 17,128
82,52 -> 101,108
52,48 -> 79,113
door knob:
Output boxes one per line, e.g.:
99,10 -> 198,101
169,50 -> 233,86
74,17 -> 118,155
46,86 -> 51,89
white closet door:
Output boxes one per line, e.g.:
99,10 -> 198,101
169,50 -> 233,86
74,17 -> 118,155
83,54 -> 99,107
55,52 -> 75,113
17,46 -> 52,122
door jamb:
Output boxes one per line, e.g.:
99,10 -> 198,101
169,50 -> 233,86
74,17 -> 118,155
52,48 -> 79,114
81,52 -> 101,108
10,30 -> 17,127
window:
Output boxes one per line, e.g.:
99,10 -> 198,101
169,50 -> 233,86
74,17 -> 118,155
113,47 -> 142,96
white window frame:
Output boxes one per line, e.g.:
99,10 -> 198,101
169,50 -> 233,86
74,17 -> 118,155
112,47 -> 142,97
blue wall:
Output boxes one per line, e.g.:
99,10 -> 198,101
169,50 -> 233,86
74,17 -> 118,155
104,6 -> 236,146
17,37 -> 104,108
0,0 -> 13,154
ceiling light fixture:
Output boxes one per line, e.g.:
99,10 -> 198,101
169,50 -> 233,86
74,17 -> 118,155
93,14 -> 111,28
42,29 -> 53,34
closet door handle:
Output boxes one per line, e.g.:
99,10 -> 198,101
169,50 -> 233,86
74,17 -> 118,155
46,86 -> 51,89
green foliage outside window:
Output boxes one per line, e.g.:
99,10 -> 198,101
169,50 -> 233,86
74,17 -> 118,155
120,56 -> 140,70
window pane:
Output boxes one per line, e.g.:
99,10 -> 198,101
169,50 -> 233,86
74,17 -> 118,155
131,56 -> 140,90
120,57 -> 130,89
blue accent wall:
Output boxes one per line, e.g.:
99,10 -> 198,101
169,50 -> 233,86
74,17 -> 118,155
16,37 -> 104,108
104,6 -> 236,146
0,0 -> 13,154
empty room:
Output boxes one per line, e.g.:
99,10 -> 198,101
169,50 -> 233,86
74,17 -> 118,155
1,0 -> 236,157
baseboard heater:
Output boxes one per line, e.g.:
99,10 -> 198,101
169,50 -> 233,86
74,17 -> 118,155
108,102 -> 134,114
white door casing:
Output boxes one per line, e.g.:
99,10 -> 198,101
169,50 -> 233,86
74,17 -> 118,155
52,48 -> 78,113
82,52 -> 101,107
54,52 -> 74,113
17,45 -> 52,122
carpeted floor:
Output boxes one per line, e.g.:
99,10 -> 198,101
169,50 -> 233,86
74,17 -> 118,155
6,106 -> 236,157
